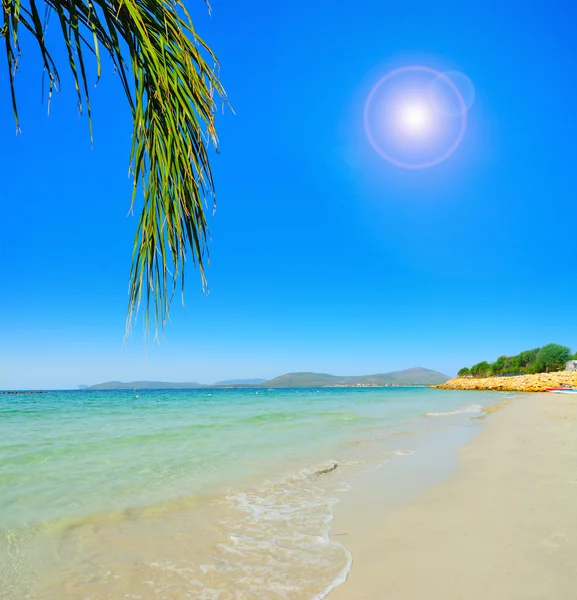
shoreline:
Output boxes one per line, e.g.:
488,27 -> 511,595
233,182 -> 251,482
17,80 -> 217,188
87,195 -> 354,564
4,387 -> 481,600
5,388 -> 574,598
327,392 -> 577,599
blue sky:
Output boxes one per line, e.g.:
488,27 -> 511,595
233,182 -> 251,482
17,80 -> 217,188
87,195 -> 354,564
1,0 -> 576,389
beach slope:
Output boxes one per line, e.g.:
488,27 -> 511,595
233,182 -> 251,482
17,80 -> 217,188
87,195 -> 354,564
329,393 -> 577,599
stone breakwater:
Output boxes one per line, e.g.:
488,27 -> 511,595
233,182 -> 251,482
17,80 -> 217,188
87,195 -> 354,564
434,371 -> 577,393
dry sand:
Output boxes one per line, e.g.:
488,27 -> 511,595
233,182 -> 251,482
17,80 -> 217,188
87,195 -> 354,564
329,393 -> 577,599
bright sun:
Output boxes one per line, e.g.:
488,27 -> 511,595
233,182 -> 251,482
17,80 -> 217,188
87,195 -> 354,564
364,66 -> 470,168
398,102 -> 433,134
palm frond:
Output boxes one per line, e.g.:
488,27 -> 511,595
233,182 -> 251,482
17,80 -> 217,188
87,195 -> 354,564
1,0 -> 226,335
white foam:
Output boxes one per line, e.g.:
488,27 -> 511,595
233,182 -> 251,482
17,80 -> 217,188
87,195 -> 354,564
206,461 -> 354,598
425,404 -> 483,417
312,541 -> 353,600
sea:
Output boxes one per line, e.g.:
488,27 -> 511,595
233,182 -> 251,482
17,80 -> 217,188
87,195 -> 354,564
0,386 -> 505,599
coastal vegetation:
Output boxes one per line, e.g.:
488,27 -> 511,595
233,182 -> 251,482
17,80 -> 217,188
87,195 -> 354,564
2,0 -> 225,331
458,344 -> 573,378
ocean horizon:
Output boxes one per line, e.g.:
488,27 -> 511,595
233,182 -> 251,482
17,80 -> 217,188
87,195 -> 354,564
2,387 -> 503,599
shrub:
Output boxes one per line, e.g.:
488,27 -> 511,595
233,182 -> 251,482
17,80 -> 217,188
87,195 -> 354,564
462,344 -> 573,378
471,361 -> 491,378
490,356 -> 506,375
533,344 -> 571,373
518,348 -> 540,369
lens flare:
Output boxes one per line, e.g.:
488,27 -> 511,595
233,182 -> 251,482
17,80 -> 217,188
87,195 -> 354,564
364,66 -> 468,169
429,71 -> 476,117
398,101 -> 433,135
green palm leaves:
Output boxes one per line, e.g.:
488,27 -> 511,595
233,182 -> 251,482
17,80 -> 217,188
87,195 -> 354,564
2,0 -> 226,333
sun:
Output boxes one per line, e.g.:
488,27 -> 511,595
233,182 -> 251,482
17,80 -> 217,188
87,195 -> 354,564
398,101 -> 433,135
364,66 -> 469,169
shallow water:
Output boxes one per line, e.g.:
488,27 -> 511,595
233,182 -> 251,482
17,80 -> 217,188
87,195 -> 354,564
0,387 -> 499,599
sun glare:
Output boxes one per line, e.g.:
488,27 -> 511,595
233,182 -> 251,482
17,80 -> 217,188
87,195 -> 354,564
364,66 -> 470,169
398,102 -> 433,134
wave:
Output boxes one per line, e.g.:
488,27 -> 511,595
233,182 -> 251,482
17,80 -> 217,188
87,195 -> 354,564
425,404 -> 483,417
6,461 -> 353,600
215,460 -> 353,599
391,449 -> 414,456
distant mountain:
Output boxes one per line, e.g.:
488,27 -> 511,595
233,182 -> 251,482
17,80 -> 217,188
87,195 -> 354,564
261,367 -> 449,388
88,381 -> 204,390
260,372 -> 343,387
213,378 -> 266,385
87,368 -> 449,390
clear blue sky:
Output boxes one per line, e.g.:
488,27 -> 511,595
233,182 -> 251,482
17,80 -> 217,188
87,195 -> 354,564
1,0 -> 576,389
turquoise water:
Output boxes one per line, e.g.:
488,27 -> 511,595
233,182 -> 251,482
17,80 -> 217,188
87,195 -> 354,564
0,387 -> 501,599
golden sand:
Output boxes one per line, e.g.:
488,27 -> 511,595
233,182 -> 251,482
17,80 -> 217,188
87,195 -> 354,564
329,393 -> 577,599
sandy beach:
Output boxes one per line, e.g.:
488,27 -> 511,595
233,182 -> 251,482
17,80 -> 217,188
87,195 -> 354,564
329,392 -> 577,599
3,389 -> 575,599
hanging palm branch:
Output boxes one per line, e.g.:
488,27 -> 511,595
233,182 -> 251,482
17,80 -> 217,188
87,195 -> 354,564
1,0 -> 226,334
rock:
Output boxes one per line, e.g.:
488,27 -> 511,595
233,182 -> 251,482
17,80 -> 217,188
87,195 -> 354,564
433,372 -> 577,393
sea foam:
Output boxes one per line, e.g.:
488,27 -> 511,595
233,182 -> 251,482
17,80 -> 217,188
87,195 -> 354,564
214,461 -> 353,599
425,404 -> 483,417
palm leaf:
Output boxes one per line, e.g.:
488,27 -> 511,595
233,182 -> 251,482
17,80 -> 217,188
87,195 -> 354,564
1,0 -> 226,335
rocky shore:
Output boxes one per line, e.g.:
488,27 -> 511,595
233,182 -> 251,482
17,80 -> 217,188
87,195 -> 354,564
434,371 -> 577,393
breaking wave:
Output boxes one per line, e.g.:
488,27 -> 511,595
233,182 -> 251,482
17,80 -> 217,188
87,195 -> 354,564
216,460 -> 353,599
425,404 -> 482,417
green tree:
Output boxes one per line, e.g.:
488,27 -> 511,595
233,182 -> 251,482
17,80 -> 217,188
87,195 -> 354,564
2,0 -> 226,332
513,356 -> 522,372
457,367 -> 471,377
471,361 -> 491,378
533,344 -> 571,373
490,355 -> 506,375
517,348 -> 541,371
503,355 -> 520,374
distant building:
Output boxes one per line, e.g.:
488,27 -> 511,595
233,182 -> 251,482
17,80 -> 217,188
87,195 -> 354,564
566,360 -> 577,371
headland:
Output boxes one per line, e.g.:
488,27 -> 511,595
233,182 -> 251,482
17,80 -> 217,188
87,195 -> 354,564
435,371 -> 577,392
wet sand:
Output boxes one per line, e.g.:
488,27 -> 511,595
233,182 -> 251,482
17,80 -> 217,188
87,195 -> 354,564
329,393 -> 577,599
